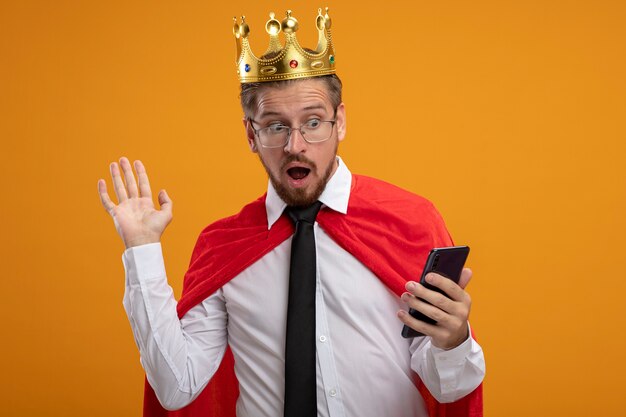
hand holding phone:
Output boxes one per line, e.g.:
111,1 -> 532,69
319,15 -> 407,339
401,246 -> 470,339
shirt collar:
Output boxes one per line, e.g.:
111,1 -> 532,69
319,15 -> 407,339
265,156 -> 352,229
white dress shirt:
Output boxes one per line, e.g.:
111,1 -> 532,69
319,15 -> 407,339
122,157 -> 485,416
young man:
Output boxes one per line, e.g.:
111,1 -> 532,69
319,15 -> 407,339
98,9 -> 484,417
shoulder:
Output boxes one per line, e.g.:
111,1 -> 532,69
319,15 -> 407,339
344,174 -> 451,245
190,195 -> 268,261
200,194 -> 267,233
350,174 -> 439,214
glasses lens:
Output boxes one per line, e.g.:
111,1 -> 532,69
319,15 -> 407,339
302,121 -> 333,143
259,125 -> 289,148
256,120 -> 334,147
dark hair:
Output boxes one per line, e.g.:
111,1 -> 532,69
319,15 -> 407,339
239,74 -> 343,118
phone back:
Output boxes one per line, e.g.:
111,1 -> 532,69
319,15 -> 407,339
401,246 -> 470,338
421,246 -> 469,294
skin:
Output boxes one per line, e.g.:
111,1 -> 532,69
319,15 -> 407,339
398,271 -> 473,350
98,158 -> 172,248
97,78 -> 473,351
243,79 -> 346,207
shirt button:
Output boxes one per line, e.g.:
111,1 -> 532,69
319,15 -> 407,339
329,388 -> 337,397
319,335 -> 327,342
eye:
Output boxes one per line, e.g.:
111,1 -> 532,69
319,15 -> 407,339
304,119 -> 321,129
266,123 -> 289,134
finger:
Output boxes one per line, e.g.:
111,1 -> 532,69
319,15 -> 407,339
458,268 -> 473,290
120,157 -> 139,198
397,310 -> 444,339
401,292 -> 451,325
110,162 -> 128,202
98,179 -> 116,213
134,160 -> 152,198
405,282 -> 456,315
423,273 -> 469,303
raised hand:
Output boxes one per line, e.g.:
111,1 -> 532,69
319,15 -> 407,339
98,157 -> 173,248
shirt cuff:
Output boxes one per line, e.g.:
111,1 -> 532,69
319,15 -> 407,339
430,323 -> 475,397
122,242 -> 166,283
430,324 -> 473,360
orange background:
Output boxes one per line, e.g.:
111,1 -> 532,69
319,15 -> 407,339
1,0 -> 625,416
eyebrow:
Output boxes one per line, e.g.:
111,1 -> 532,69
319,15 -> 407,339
257,104 -> 328,120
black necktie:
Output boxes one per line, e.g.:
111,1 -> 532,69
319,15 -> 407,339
284,201 -> 323,417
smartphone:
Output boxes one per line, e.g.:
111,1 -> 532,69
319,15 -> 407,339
401,246 -> 470,338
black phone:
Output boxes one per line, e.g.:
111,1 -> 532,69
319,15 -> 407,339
401,246 -> 470,338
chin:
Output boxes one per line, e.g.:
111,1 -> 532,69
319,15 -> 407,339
274,182 -> 323,207
259,150 -> 338,208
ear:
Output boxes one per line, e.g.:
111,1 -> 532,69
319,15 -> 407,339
243,117 -> 258,153
335,102 -> 347,142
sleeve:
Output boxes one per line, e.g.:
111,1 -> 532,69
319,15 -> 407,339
122,243 -> 228,411
409,323 -> 486,403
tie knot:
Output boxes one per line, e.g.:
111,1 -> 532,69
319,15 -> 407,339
287,201 -> 323,225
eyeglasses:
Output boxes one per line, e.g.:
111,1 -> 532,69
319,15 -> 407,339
248,113 -> 337,149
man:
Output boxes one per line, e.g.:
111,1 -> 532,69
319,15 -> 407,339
98,8 -> 485,417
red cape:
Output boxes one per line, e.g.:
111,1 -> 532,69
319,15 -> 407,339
143,174 -> 483,417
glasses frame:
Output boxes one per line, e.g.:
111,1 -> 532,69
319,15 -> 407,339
248,109 -> 338,149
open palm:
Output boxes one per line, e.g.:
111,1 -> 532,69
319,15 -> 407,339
98,157 -> 172,248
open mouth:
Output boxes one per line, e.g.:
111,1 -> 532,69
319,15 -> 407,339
287,167 -> 311,180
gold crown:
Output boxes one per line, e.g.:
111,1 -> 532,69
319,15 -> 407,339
233,8 -> 336,83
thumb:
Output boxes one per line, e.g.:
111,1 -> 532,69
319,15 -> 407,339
158,189 -> 173,213
458,268 -> 473,290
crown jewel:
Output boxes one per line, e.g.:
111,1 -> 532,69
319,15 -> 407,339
233,8 -> 336,83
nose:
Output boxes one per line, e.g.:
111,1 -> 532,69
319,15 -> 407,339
283,128 -> 307,154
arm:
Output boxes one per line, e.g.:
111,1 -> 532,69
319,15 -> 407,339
99,158 -> 227,409
123,243 -> 228,410
398,269 -> 485,402
407,323 -> 485,403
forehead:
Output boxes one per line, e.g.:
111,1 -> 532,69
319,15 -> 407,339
254,79 -> 333,119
